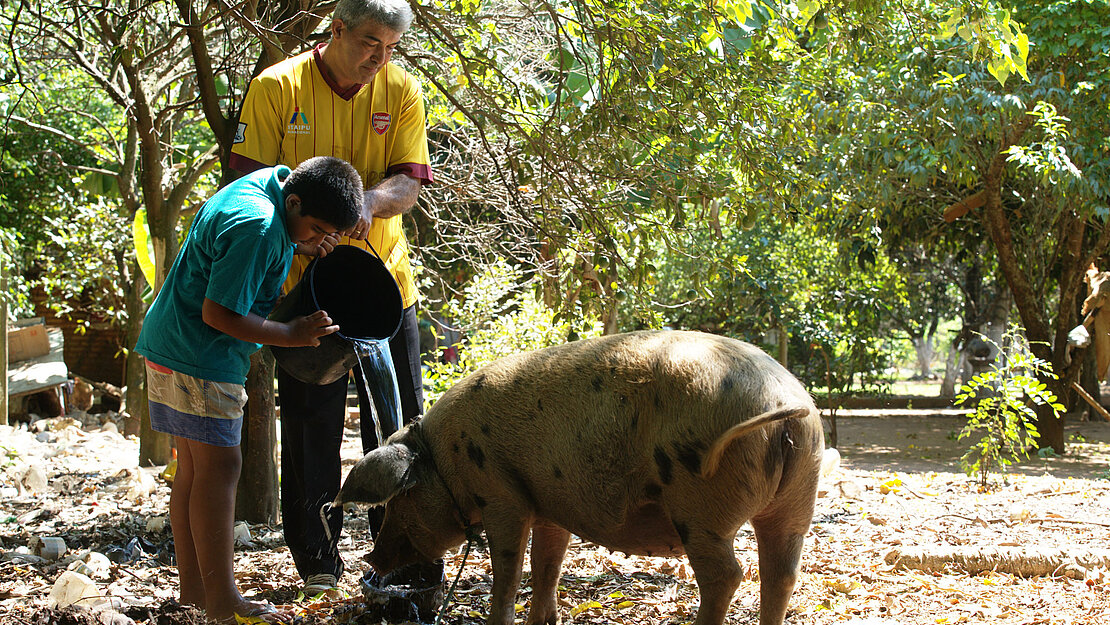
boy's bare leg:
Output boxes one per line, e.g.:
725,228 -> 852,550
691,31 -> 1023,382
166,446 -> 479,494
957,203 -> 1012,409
183,438 -> 283,622
170,436 -> 206,609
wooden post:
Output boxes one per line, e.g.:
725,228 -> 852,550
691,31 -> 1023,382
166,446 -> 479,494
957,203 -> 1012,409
1,246 -> 8,426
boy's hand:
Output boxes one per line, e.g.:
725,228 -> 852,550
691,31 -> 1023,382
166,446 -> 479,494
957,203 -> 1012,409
286,310 -> 340,346
295,232 -> 342,257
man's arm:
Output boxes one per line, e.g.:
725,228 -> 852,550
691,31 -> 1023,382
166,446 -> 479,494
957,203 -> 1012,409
347,173 -> 422,241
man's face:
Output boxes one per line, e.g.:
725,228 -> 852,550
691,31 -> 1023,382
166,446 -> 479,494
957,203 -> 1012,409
329,18 -> 403,87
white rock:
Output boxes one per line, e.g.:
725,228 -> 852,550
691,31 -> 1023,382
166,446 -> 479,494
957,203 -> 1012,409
233,521 -> 253,546
49,570 -> 101,608
69,551 -> 112,580
836,479 -> 863,500
125,469 -> 156,500
22,465 -> 49,492
820,447 -> 841,479
145,516 -> 167,533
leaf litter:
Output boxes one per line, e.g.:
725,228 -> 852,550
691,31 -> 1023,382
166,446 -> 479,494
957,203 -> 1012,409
2,412 -> 1110,624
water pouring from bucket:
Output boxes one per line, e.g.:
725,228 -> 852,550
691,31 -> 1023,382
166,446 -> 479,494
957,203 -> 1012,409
269,245 -> 404,388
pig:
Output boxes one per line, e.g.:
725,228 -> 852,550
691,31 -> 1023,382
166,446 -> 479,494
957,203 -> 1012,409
336,330 -> 823,625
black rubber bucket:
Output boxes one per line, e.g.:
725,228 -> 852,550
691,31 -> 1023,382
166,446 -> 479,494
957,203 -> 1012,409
269,245 -> 403,385
360,560 -> 445,624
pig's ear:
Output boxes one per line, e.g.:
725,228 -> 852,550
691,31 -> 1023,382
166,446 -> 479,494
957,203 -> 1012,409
335,443 -> 418,505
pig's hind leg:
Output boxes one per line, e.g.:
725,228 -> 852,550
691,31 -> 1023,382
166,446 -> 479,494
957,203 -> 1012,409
749,497 -> 815,625
525,524 -> 571,625
682,527 -> 744,625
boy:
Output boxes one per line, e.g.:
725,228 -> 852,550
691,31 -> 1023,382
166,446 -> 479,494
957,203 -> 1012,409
136,156 -> 362,623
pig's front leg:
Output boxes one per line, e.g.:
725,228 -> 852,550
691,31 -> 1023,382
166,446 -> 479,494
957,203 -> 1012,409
526,524 -> 571,625
483,508 -> 531,625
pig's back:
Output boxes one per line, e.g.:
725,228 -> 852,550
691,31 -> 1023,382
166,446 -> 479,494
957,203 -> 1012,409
425,330 -> 820,554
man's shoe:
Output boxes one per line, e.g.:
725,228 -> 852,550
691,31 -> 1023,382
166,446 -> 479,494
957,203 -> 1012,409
299,573 -> 347,601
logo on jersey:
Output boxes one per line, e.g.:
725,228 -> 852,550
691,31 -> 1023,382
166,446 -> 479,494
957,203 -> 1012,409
288,107 -> 310,135
234,122 -> 247,144
372,112 -> 391,135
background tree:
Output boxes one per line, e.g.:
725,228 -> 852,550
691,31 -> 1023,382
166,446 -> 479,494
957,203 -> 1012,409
790,0 -> 1109,451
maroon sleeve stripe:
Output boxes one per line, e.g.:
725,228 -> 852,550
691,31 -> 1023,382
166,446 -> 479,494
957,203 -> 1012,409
229,152 -> 269,175
388,163 -> 434,185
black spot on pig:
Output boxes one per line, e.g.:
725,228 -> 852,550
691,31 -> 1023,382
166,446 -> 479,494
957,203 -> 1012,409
467,441 -> 486,469
654,447 -> 673,485
674,521 -> 690,545
480,424 -> 491,436
721,373 -> 736,392
537,399 -> 543,412
451,442 -> 459,454
473,494 -> 487,508
644,482 -> 662,500
630,412 -> 639,430
674,441 -> 705,475
472,374 -> 486,391
653,392 -> 662,409
553,466 -> 563,480
592,376 -> 603,392
460,430 -> 468,439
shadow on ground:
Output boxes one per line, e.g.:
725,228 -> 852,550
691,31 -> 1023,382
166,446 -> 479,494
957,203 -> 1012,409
829,408 -> 1110,479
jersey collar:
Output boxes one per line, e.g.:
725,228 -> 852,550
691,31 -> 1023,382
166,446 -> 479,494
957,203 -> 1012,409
313,43 -> 366,101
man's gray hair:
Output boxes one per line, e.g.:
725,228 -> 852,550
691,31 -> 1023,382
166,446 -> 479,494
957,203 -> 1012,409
334,0 -> 414,33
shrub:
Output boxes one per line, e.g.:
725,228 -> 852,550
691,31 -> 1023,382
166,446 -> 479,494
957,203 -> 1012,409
954,328 -> 1063,489
423,262 -> 603,407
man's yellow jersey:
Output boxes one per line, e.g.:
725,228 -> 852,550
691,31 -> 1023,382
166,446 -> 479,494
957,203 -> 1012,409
231,45 -> 432,307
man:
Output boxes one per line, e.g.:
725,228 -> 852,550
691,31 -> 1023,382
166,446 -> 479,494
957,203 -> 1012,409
230,0 -> 432,597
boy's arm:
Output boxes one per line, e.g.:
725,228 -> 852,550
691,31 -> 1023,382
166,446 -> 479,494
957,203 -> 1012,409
202,298 -> 338,347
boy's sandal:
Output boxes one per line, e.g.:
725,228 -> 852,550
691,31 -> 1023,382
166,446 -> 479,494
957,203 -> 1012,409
227,602 -> 290,625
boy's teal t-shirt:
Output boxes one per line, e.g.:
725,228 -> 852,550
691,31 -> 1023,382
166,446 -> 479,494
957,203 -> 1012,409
136,166 -> 295,384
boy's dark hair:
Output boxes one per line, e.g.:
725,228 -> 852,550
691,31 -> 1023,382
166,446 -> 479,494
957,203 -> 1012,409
284,156 -> 362,231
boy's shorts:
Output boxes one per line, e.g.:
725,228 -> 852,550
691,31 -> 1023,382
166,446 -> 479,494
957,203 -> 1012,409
145,361 -> 248,447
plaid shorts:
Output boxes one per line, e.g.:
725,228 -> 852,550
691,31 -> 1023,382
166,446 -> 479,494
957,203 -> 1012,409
145,360 -> 248,447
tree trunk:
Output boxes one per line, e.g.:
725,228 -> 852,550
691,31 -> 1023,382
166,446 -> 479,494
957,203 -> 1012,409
137,224 -> 177,467
236,349 -> 279,523
122,270 -> 147,437
911,335 -> 934,379
1,252 -> 8,426
777,324 -> 788,368
1081,345 -> 1102,421
977,112 -> 1066,452
940,336 -> 961,398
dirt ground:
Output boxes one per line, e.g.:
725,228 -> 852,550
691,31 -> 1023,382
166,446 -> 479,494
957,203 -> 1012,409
2,405 -> 1110,625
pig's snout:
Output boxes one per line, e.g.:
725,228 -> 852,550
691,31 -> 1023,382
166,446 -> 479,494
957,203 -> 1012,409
366,532 -> 423,575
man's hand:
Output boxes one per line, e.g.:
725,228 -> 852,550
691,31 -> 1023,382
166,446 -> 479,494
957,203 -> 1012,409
346,174 -> 422,241
346,213 -> 374,241
285,310 -> 340,347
